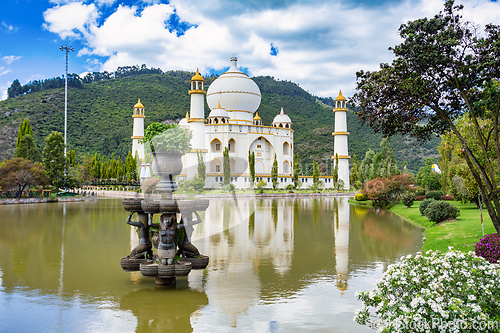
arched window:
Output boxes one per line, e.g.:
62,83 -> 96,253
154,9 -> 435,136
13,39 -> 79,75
228,138 -> 236,153
211,138 -> 222,152
210,158 -> 222,173
283,160 -> 290,174
283,142 -> 290,155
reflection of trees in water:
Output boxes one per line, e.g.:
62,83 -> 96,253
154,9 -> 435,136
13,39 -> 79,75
120,287 -> 208,332
351,207 -> 423,262
0,199 -> 131,294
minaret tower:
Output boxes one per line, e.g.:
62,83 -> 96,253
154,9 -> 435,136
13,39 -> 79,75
131,99 -> 145,160
332,91 -> 350,189
185,69 -> 207,178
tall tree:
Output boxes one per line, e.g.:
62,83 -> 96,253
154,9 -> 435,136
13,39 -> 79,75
333,153 -> 339,184
293,153 -> 300,189
223,147 -> 230,186
43,131 -> 66,191
350,153 -> 360,187
248,150 -> 255,186
125,151 -> 137,181
0,158 -> 48,198
351,0 -> 500,234
15,134 -> 40,162
271,153 -> 278,190
197,151 -> 206,183
359,149 -> 375,184
313,161 -> 319,187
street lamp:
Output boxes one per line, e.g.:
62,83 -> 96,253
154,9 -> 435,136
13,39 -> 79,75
60,45 -> 74,159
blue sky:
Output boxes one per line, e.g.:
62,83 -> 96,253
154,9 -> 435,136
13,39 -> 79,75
1,0 -> 499,100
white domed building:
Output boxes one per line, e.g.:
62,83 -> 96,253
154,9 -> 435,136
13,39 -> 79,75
178,57 -> 295,189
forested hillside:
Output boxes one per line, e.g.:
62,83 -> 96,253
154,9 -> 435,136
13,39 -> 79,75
0,71 -> 438,172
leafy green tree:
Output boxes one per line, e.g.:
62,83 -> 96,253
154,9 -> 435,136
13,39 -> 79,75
7,79 -> 22,98
350,153 -> 359,186
0,158 -> 48,198
67,150 -> 76,167
16,118 -> 33,148
223,146 -> 230,186
333,153 -> 339,184
125,151 -> 137,181
271,153 -> 278,190
351,0 -> 500,234
372,138 -> 398,179
15,134 -> 40,162
43,131 -> 66,191
359,149 -> 375,184
293,153 -> 300,189
248,150 -> 255,186
416,158 -> 441,191
313,160 -> 319,185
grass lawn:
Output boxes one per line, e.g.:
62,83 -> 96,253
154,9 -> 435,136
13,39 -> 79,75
391,201 -> 497,253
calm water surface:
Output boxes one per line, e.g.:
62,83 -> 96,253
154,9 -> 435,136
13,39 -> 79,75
0,197 -> 422,332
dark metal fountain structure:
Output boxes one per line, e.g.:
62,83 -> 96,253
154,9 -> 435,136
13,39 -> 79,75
120,154 -> 209,285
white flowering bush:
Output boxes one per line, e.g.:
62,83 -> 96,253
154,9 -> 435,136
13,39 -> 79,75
355,249 -> 500,332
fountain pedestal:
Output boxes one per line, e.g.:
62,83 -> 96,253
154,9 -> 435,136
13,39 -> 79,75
121,152 -> 209,285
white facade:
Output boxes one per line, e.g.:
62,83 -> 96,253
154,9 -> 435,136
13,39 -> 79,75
332,91 -> 351,190
132,58 -> 350,190
179,57 -> 296,188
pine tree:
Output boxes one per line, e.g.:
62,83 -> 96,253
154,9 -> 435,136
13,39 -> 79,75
197,151 -> 206,183
248,150 -> 255,186
223,147 -> 230,186
271,153 -> 278,190
333,153 -> 339,184
313,160 -> 319,186
293,153 -> 300,189
42,131 -> 66,191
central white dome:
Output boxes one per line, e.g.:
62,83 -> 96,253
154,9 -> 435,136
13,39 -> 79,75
206,57 -> 261,114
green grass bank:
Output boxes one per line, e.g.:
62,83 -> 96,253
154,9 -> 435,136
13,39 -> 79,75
390,201 -> 497,253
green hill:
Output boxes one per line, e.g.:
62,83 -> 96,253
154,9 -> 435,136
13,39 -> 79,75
0,72 -> 439,173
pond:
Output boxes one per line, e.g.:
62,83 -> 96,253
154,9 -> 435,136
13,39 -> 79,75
0,196 -> 422,332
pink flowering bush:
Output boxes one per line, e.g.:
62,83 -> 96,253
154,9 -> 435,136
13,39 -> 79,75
475,233 -> 500,264
355,249 -> 500,332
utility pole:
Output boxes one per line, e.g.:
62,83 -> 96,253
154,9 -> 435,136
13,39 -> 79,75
60,45 -> 74,159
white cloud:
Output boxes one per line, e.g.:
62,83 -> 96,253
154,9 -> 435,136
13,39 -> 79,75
0,67 -> 12,77
2,55 -> 22,65
43,2 -> 99,39
1,21 -> 19,33
42,0 -> 500,98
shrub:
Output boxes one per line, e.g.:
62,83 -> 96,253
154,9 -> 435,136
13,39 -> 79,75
414,188 -> 425,196
419,198 -> 436,215
401,191 -> 415,207
355,249 -> 500,332
424,201 -> 460,223
475,233 -> 500,264
363,174 -> 412,208
355,193 -> 368,201
414,195 -> 425,201
425,190 -> 443,200
440,195 -> 454,201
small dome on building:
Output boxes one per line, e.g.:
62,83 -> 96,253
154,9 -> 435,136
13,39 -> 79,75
272,107 -> 292,127
134,98 -> 144,108
190,68 -> 205,82
335,90 -> 346,101
208,101 -> 229,119
253,112 -> 261,121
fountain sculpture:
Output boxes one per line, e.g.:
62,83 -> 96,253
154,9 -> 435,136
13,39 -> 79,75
120,145 -> 209,285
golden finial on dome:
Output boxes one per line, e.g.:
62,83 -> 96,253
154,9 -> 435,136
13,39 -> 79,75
190,68 -> 205,82
134,98 -> 144,108
253,112 -> 261,120
185,111 -> 190,119
217,101 -> 222,109
335,90 -> 346,101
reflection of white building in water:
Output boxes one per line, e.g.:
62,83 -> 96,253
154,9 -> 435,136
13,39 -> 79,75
189,199 -> 294,326
131,57 -> 350,189
334,196 -> 350,293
